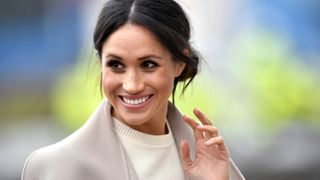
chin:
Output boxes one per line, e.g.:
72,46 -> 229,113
114,108 -> 149,125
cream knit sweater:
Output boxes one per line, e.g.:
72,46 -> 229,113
113,117 -> 185,180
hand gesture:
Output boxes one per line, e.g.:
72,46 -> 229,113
180,108 -> 230,180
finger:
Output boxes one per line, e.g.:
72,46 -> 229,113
193,108 -> 212,126
193,109 -> 213,138
180,140 -> 193,170
197,125 -> 219,138
183,115 -> 204,140
182,114 -> 200,130
204,136 -> 228,152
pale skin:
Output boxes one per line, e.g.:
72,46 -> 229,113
101,24 -> 230,179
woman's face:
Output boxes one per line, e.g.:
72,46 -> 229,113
101,24 -> 185,134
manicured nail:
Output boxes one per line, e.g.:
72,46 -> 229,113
197,125 -> 204,129
204,140 -> 212,145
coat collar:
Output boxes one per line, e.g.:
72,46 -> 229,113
83,100 -> 194,179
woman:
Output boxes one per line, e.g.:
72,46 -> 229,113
22,0 -> 245,179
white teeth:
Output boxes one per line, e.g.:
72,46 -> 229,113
123,96 -> 150,105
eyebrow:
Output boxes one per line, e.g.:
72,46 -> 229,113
105,53 -> 163,61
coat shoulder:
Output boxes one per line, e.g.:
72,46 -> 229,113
22,139 -> 80,180
21,101 -> 114,180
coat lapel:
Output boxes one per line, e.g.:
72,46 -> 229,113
166,102 -> 195,162
84,101 -> 139,179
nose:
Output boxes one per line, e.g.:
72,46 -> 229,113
122,70 -> 144,94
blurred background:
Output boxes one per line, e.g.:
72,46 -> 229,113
0,0 -> 319,179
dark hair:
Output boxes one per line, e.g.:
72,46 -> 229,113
94,0 -> 200,103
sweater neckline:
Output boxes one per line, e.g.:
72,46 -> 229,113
112,117 -> 173,146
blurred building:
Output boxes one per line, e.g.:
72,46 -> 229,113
0,0 -> 82,118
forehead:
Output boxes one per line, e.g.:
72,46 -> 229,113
102,24 -> 169,56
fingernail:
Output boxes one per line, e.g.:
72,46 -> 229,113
204,140 -> 212,145
197,125 -> 204,129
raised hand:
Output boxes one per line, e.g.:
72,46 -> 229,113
180,108 -> 230,180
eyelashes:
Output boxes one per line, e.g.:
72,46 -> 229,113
141,60 -> 159,69
105,59 -> 159,72
106,60 -> 124,70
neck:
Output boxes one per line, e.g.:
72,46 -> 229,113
111,107 -> 168,135
130,120 -> 168,135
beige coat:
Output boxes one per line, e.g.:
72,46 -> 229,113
22,100 -> 245,180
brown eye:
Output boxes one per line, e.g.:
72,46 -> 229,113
141,60 -> 159,69
106,60 -> 125,72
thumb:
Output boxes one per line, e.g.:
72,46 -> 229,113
180,140 -> 193,170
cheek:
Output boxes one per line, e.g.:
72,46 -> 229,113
150,69 -> 176,95
101,71 -> 118,98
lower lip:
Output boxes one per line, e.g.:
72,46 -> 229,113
120,96 -> 152,110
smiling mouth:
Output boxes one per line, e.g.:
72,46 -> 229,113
120,95 -> 152,105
